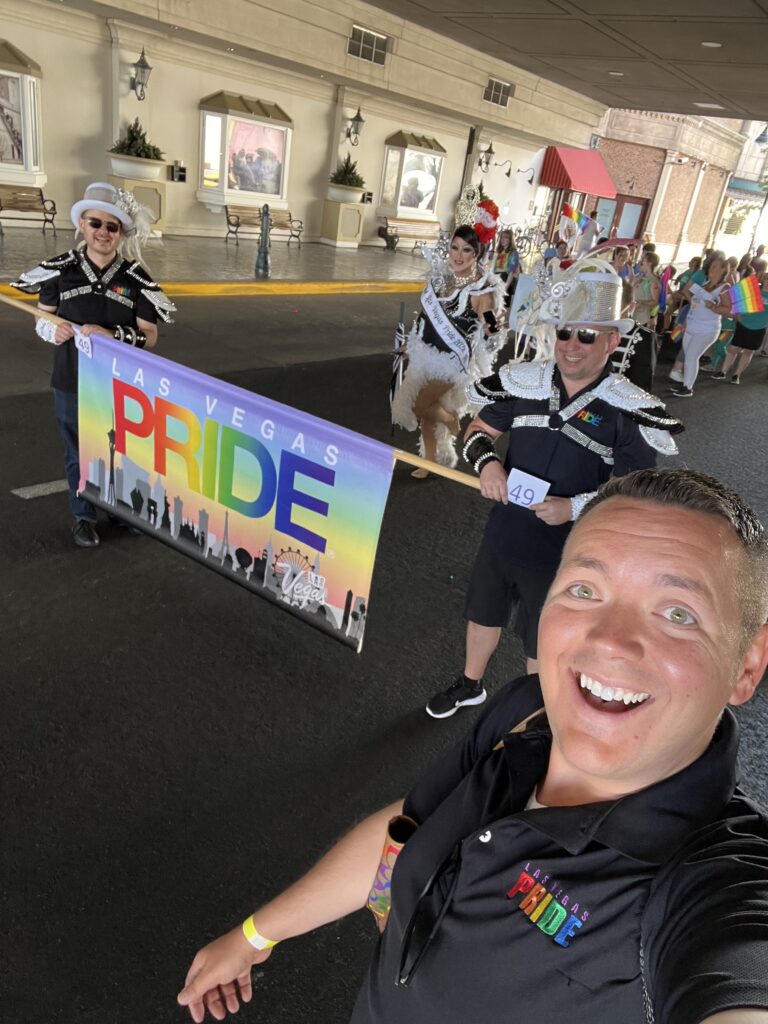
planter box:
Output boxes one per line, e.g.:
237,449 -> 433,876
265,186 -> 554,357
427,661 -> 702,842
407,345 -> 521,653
108,154 -> 166,181
327,183 -> 363,204
320,200 -> 365,248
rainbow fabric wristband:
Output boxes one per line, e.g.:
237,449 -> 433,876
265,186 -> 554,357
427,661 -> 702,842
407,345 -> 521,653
242,916 -> 279,950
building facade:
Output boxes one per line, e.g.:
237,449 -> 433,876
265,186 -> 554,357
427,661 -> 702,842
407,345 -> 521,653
0,0 -> 607,244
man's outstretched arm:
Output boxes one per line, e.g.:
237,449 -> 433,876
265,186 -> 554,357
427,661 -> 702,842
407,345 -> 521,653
177,799 -> 404,1022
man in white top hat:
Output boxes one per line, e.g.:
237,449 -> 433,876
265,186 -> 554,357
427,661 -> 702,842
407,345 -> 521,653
13,182 -> 175,548
425,256 -> 683,719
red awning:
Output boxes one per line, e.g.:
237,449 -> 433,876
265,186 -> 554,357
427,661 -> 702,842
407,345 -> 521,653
540,146 -> 617,199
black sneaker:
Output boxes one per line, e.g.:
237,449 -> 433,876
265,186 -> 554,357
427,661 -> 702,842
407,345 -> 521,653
425,677 -> 487,719
730,375 -> 741,385
674,386 -> 694,397
711,371 -> 726,380
72,520 -> 100,547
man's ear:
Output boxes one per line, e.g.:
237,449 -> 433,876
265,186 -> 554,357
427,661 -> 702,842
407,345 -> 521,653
729,622 -> 768,706
605,331 -> 621,355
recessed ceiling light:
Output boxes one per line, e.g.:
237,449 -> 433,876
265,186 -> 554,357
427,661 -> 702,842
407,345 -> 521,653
701,41 -> 723,48
171,24 -> 179,30
226,47 -> 235,52
608,71 -> 625,77
694,101 -> 725,109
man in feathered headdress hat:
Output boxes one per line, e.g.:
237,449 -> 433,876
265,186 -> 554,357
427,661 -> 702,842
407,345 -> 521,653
425,255 -> 684,719
13,182 -> 176,548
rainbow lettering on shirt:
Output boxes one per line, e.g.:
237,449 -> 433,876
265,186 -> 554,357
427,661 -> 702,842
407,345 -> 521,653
506,866 -> 590,947
110,285 -> 132,297
576,409 -> 602,426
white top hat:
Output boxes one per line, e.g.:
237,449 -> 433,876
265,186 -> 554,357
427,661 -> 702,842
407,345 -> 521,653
538,255 -> 634,335
70,182 -> 135,231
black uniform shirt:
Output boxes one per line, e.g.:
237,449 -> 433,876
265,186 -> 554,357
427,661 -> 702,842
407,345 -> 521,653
478,366 -> 657,567
38,250 -> 159,393
351,676 -> 768,1024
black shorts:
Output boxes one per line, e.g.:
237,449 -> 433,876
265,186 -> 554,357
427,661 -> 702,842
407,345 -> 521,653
464,535 -> 558,659
732,322 -> 766,352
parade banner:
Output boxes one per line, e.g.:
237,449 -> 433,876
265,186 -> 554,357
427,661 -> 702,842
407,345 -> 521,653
76,333 -> 395,651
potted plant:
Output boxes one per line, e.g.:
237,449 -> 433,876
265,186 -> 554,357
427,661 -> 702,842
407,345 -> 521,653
108,118 -> 166,180
328,153 -> 365,203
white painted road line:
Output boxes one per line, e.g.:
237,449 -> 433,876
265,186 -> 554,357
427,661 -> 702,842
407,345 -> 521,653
12,479 -> 69,499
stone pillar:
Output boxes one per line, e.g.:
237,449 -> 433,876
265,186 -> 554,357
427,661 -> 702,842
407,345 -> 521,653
674,160 -> 708,261
644,159 -> 674,241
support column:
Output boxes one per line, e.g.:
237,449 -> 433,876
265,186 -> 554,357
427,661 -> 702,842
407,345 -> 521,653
644,159 -> 674,241
674,160 -> 708,262
106,19 -> 121,145
707,171 -> 732,250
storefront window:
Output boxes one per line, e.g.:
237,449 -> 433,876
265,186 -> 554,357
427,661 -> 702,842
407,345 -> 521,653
197,92 -> 293,213
381,149 -> 401,207
0,72 -> 23,164
378,133 -> 446,219
0,46 -> 44,185
226,118 -> 286,196
398,150 -> 441,212
202,113 -> 222,189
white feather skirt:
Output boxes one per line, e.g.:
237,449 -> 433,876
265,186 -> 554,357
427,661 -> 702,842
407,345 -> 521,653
391,321 -> 503,433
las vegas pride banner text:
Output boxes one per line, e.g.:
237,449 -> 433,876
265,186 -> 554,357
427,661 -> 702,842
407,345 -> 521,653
77,334 -> 394,651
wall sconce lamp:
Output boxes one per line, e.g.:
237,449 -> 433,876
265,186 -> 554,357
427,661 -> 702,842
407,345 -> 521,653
478,141 -> 495,173
517,167 -> 535,186
130,48 -> 153,101
755,124 -> 768,147
494,159 -> 513,178
345,107 -> 365,147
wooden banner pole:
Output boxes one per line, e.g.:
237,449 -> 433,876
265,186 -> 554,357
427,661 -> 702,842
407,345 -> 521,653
0,291 -> 67,324
393,448 -> 480,490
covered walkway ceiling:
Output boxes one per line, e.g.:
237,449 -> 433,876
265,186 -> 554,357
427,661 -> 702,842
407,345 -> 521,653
370,0 -> 768,120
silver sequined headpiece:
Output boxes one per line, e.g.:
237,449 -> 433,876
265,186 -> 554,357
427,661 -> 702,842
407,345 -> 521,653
536,253 -> 633,334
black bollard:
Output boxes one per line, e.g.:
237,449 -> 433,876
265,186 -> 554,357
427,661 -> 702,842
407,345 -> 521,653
256,204 -> 271,277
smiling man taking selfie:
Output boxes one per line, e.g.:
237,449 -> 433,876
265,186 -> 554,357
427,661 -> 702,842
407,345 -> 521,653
178,467 -> 768,1024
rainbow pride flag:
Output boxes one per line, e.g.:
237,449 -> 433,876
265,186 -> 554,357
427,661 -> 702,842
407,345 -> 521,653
562,203 -> 591,232
658,264 -> 673,313
727,275 -> 765,314
670,303 -> 689,342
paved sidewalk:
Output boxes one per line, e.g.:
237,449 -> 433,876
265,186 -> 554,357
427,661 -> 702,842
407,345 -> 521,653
0,227 -> 428,284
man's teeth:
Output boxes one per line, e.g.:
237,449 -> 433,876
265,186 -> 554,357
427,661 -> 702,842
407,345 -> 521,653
579,673 -> 649,705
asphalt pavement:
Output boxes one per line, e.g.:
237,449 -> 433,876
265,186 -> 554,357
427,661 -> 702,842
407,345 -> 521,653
2,291 -> 768,1024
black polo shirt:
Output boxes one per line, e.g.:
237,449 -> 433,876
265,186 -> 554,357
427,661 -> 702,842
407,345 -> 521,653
351,676 -> 768,1024
38,249 -> 158,393
478,367 -> 657,567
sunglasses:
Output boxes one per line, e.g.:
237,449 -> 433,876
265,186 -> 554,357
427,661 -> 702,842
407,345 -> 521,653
85,217 -> 120,234
556,328 -> 603,345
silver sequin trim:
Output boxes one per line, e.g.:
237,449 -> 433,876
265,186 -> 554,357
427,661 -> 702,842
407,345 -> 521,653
59,285 -> 93,301
106,291 -> 135,309
561,423 -> 615,464
511,415 -> 550,429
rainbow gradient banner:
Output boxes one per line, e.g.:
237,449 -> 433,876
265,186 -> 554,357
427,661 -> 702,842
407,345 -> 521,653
76,333 -> 395,651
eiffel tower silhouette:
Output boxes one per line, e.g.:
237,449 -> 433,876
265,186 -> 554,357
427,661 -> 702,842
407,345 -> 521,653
107,415 -> 116,505
217,510 -> 230,565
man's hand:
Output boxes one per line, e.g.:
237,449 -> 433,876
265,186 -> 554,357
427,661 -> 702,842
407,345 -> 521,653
478,461 -> 508,504
530,496 -> 572,525
78,324 -> 107,337
53,321 -> 76,345
177,926 -> 271,1022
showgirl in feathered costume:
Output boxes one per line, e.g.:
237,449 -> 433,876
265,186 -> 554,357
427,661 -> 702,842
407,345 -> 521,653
391,195 -> 506,475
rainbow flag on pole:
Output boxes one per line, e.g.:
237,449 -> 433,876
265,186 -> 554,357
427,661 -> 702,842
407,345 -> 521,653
562,203 -> 591,232
670,303 -> 689,342
658,265 -> 673,313
727,275 -> 765,314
